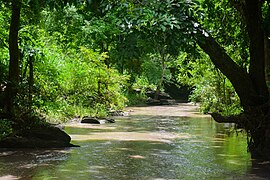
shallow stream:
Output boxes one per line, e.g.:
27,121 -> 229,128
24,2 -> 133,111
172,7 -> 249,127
0,104 -> 270,179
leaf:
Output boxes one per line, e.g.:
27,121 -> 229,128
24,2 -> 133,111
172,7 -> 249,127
161,25 -> 166,31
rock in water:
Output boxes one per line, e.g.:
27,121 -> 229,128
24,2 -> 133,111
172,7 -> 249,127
81,117 -> 100,124
0,126 -> 78,148
81,117 -> 115,124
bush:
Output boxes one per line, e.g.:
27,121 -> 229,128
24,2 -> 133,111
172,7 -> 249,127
32,43 -> 129,121
0,119 -> 12,139
176,51 -> 242,115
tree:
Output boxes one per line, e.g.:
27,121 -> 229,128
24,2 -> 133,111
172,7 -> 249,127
4,0 -> 21,116
193,0 -> 270,159
3,0 -> 90,117
110,0 -> 270,159
106,0 -> 194,96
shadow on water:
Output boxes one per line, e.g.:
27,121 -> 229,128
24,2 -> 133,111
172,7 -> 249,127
0,148 -> 72,179
0,104 -> 270,179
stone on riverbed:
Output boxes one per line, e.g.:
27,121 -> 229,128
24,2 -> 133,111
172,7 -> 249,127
81,116 -> 115,124
0,126 -> 78,148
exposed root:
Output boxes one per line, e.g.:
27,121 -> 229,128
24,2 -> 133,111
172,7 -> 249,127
210,105 -> 270,160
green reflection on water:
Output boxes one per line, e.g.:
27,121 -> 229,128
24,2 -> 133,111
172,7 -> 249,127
0,116 -> 254,179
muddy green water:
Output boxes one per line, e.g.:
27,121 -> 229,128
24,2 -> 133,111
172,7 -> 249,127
0,104 -> 270,179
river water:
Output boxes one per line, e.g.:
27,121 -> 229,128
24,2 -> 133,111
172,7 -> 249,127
0,104 -> 270,179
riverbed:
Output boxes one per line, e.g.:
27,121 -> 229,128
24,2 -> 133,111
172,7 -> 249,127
0,103 -> 269,179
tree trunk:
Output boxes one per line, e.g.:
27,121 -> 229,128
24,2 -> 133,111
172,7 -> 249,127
244,0 -> 269,104
5,0 -> 22,116
195,0 -> 270,160
264,37 -> 270,91
196,34 -> 260,107
28,55 -> 34,109
154,54 -> 167,100
197,32 -> 270,159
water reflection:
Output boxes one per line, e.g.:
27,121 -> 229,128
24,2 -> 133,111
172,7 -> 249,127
1,106 -> 270,179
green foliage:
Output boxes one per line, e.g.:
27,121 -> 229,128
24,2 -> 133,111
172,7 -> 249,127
0,2 -> 131,124
141,55 -> 166,86
31,35 -> 128,121
0,119 -> 12,140
262,1 -> 270,36
192,0 -> 249,68
0,4 -> 9,84
41,6 -> 85,49
110,0 -> 196,56
132,76 -> 156,92
125,92 -> 147,106
105,1 -> 195,99
175,51 -> 242,115
74,47 -> 128,109
1,3 -> 129,122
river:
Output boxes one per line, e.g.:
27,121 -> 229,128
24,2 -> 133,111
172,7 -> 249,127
0,103 -> 269,179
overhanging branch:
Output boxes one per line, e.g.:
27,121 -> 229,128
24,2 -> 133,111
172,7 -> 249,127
210,112 -> 243,124
195,31 -> 260,106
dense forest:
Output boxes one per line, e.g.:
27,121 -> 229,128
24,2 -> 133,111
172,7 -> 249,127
0,0 -> 270,159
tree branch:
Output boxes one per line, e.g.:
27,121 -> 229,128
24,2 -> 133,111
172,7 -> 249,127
210,112 -> 243,124
195,31 -> 260,107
